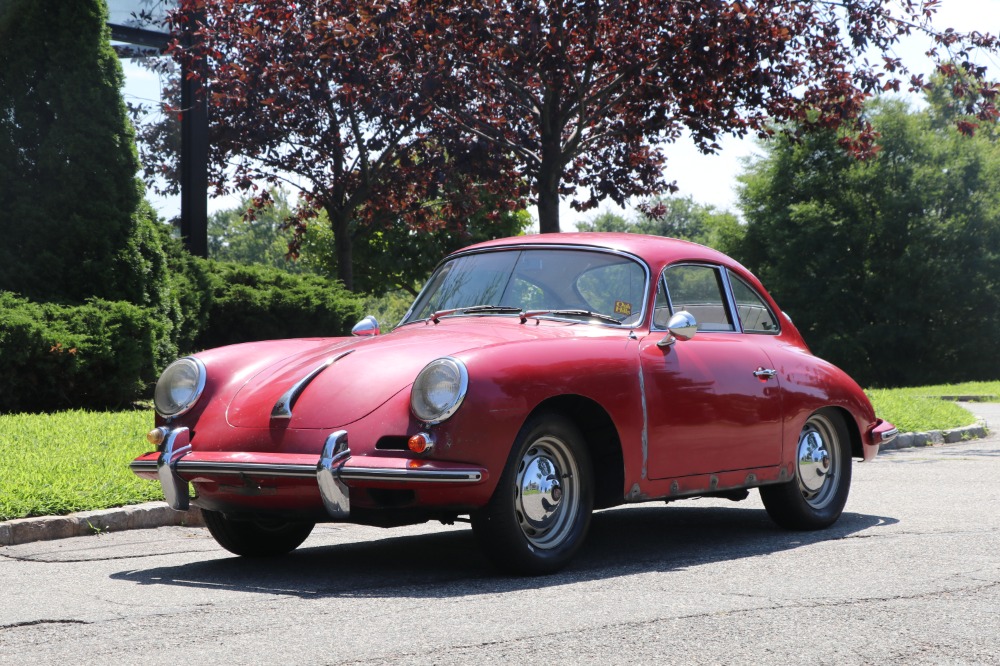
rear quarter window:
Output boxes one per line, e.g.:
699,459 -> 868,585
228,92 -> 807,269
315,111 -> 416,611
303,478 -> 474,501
729,271 -> 780,334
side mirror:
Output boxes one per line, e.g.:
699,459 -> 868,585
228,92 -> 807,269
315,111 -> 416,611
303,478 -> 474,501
351,315 -> 380,337
657,311 -> 697,347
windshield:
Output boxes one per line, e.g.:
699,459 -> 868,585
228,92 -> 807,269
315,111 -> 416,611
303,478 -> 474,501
402,248 -> 648,325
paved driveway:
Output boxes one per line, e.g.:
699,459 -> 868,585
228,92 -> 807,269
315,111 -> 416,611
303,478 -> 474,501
1,404 -> 998,664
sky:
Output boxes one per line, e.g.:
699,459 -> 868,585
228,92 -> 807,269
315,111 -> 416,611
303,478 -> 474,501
118,1 -> 1000,230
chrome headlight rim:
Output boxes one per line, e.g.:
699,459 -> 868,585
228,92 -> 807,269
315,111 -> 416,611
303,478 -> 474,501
154,357 -> 207,418
410,357 -> 469,425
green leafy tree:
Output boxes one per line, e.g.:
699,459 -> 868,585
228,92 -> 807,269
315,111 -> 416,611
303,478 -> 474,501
738,97 -> 1000,387
203,187 -> 529,297
576,211 -> 632,234
299,201 -> 531,297
208,190 -> 308,272
578,196 -> 744,255
0,0 -> 169,309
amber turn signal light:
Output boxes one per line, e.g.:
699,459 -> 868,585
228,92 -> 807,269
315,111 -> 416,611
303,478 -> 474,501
407,432 -> 434,455
146,427 -> 168,447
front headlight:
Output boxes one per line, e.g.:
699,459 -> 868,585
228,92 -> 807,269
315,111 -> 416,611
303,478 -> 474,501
154,357 -> 207,418
410,357 -> 468,424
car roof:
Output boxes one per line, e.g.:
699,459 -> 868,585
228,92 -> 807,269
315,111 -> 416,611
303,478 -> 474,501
456,232 -> 741,272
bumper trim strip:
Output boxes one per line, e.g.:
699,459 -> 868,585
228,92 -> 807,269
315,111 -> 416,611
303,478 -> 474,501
131,457 -> 485,483
339,468 -> 483,483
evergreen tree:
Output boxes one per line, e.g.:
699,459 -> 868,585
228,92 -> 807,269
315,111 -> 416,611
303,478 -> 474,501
738,97 -> 1000,387
578,196 -> 744,256
0,0 -> 167,307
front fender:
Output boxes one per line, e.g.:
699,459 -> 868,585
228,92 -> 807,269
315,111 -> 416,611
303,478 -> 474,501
432,335 -> 644,493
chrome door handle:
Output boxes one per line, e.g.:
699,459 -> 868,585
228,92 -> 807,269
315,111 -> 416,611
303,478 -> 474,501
753,368 -> 777,379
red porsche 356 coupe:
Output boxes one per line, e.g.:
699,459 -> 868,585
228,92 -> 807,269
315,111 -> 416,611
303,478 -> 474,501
131,233 -> 896,574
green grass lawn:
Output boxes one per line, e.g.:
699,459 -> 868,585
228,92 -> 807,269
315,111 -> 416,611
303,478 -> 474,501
1,381 -> 997,521
865,390 -> 977,433
0,409 -> 161,521
879,380 -> 1000,401
867,380 -> 1000,434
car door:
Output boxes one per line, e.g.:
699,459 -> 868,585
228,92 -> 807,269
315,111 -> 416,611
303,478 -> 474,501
641,263 -> 783,480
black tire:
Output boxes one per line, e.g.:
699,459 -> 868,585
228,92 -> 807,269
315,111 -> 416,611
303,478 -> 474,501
760,409 -> 852,530
472,412 -> 594,575
202,510 -> 315,557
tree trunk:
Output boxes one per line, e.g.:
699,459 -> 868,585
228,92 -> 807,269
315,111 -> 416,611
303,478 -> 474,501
537,184 -> 561,234
536,141 -> 563,233
327,206 -> 354,291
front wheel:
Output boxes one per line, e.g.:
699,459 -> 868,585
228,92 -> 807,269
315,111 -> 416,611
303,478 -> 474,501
472,412 -> 594,575
760,409 -> 852,530
202,510 -> 315,557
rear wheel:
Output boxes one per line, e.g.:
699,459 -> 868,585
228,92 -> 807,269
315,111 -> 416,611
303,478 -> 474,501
472,412 -> 594,575
760,409 -> 852,530
202,510 -> 315,557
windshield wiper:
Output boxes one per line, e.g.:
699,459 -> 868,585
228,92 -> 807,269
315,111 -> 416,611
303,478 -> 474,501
429,305 -> 523,323
519,309 -> 623,326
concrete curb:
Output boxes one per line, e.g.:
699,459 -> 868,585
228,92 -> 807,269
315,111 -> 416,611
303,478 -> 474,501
0,502 -> 203,547
1,405 -> 993,548
878,420 -> 990,452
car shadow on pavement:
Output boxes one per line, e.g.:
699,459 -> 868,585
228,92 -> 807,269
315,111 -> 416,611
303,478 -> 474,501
109,504 -> 897,598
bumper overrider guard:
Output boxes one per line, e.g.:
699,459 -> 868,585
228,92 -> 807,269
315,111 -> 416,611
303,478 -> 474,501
130,428 -> 487,518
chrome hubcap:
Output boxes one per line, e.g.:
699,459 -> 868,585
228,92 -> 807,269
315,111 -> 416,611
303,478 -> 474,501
514,436 -> 580,549
795,414 -> 840,509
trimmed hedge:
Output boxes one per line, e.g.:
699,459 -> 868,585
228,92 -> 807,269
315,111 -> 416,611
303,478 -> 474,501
0,292 -> 167,412
0,253 -> 364,414
192,261 -> 364,351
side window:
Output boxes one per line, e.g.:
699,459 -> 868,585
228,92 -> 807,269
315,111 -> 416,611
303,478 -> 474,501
663,265 -> 735,332
729,271 -> 780,334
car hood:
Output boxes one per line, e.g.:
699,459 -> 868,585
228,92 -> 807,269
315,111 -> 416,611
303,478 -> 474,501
224,317 -> 595,429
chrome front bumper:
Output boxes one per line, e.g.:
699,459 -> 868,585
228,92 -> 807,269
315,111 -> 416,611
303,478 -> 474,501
130,428 -> 486,518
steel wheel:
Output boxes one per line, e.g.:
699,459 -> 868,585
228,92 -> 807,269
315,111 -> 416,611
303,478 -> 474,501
794,413 -> 842,510
760,409 -> 852,530
472,412 -> 594,575
514,435 -> 582,550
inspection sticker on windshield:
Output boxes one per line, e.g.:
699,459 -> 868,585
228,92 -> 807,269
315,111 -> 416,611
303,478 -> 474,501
613,301 -> 632,316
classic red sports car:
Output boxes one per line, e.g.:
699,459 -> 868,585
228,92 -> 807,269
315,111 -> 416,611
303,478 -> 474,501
131,233 -> 896,574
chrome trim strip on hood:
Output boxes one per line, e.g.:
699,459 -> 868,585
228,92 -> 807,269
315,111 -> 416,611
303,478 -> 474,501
271,350 -> 354,420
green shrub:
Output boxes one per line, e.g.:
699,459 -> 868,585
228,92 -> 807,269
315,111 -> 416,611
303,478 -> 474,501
0,292 -> 167,413
192,262 -> 364,351
156,224 -> 215,356
0,257 -> 361,412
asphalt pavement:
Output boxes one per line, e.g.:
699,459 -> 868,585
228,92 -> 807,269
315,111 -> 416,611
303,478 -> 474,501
2,413 -> 999,664
0,402 -> 995,548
